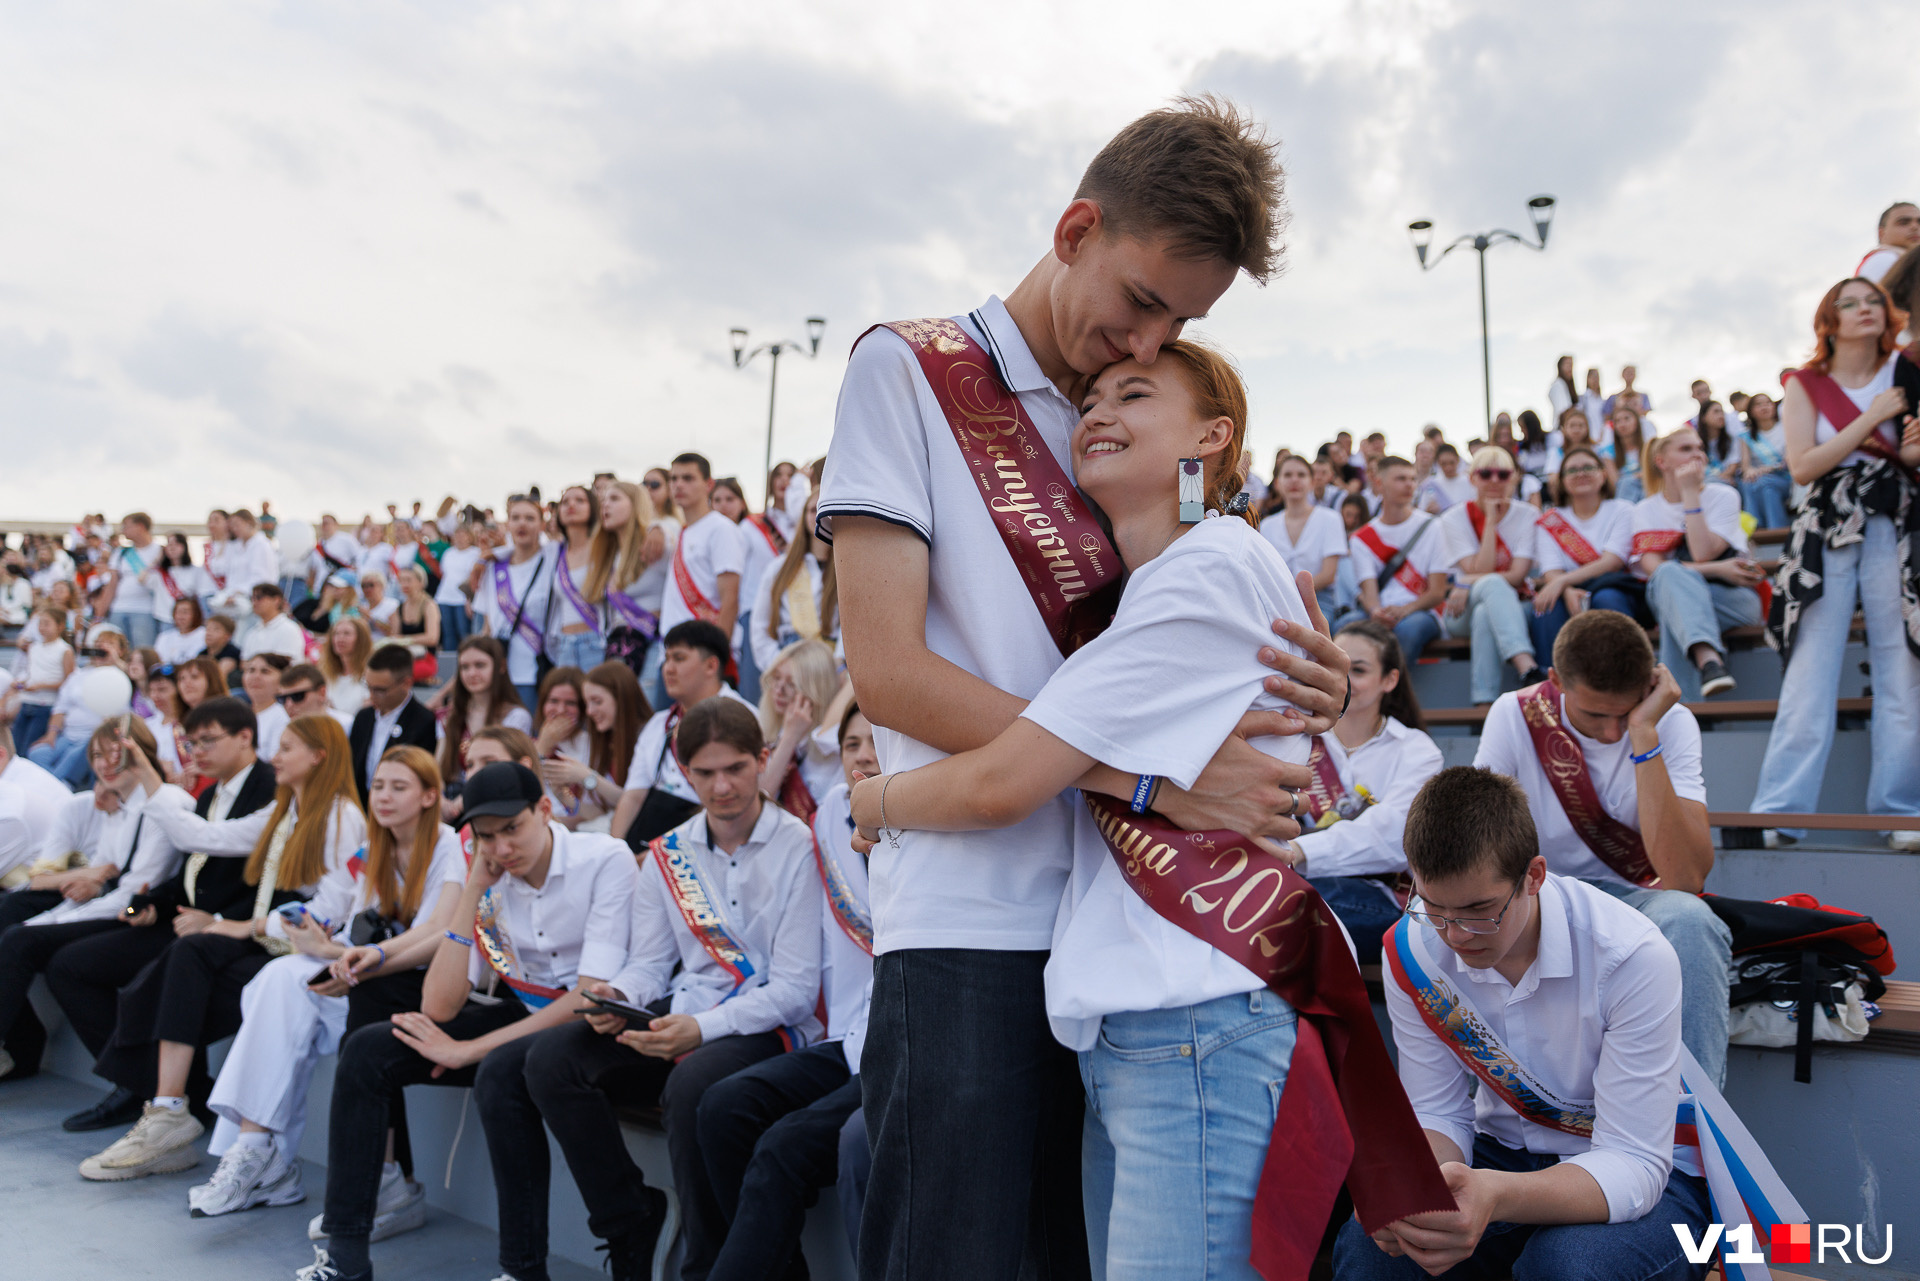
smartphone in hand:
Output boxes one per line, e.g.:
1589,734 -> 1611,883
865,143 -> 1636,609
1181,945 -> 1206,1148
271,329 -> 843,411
582,992 -> 653,1025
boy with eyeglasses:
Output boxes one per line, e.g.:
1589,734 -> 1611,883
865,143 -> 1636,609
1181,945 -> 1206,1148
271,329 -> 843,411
1334,765 -> 1712,1281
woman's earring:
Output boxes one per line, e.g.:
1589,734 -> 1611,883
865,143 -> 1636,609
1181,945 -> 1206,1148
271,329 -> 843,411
1178,457 -> 1205,524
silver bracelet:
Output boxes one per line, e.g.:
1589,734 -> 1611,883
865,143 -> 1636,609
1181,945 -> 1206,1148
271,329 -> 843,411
878,774 -> 902,850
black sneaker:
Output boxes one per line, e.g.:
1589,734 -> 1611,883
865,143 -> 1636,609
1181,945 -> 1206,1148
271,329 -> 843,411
62,1085 -> 144,1132
599,1186 -> 678,1281
1698,659 -> 1735,698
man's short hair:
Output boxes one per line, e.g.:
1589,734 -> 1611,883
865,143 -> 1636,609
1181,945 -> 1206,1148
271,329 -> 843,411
1363,431 -> 1386,444
205,614 -> 236,637
1378,455 -> 1414,473
1880,200 -> 1917,231
184,695 -> 258,744
281,663 -> 324,689
1405,767 -> 1538,885
676,696 -> 764,762
251,582 -> 284,601
1074,95 -> 1286,284
124,512 -> 152,531
367,645 -> 414,679
671,452 -> 713,480
1552,609 -> 1653,696
662,620 -> 730,670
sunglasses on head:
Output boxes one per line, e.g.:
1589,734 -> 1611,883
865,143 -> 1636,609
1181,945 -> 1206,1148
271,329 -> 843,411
1474,468 -> 1514,482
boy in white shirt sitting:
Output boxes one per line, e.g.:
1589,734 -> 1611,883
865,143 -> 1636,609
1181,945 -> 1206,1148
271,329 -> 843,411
1335,766 -> 1712,1281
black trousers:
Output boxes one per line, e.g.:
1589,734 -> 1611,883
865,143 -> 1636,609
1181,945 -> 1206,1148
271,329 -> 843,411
699,1040 -> 862,1281
481,1018 -> 785,1281
0,889 -> 65,929
0,917 -> 123,1074
93,932 -> 270,1099
43,922 -> 177,1059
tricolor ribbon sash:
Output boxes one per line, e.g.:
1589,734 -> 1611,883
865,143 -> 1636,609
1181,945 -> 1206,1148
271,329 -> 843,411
811,827 -> 872,956
474,885 -> 567,1009
491,554 -> 547,653
554,543 -> 601,635
1354,524 -> 1429,598
866,317 -> 1123,655
1518,681 -> 1658,886
1083,794 -> 1453,1280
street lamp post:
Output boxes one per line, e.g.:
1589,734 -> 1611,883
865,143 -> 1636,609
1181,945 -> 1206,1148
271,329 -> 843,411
1407,196 -> 1556,432
731,317 -> 827,504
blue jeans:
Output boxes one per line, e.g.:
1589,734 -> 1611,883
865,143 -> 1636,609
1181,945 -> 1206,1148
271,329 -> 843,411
1081,990 -> 1298,1281
1393,609 -> 1441,664
1331,557 -> 1360,622
1332,1133 -> 1711,1281
837,1107 -> 869,1264
547,631 -> 606,672
1644,562 -> 1762,699
1741,470 -> 1792,530
110,611 -> 158,649
10,704 -> 53,755
438,601 -> 470,651
1528,584 -> 1644,668
279,576 -> 310,609
735,610 -> 762,705
1309,876 -> 1402,965
1587,879 -> 1730,1087
1615,469 -> 1645,503
1752,515 -> 1920,837
641,638 -> 668,712
28,734 -> 92,790
1443,578 -> 1538,703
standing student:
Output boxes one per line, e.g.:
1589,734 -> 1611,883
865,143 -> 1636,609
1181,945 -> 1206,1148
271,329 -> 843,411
763,461 -> 801,544
1856,200 -> 1919,283
609,621 -> 753,848
474,493 -> 556,710
102,513 -> 162,648
820,101 -> 1354,1281
1547,354 -> 1576,428
1472,610 -> 1732,1086
1529,447 -> 1642,662
1437,446 -> 1543,705
1753,276 -> 1920,849
1260,455 -> 1348,620
661,455 -> 747,662
585,479 -> 669,687
548,483 -> 608,674
1349,456 -> 1452,662
431,523 -> 481,652
715,475 -> 781,701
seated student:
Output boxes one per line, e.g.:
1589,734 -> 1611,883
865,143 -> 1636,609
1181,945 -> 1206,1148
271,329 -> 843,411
279,662 -> 351,732
77,715 -> 366,1182
487,698 -> 822,1281
26,656 -> 110,789
756,638 -> 849,824
698,703 -> 879,1281
1348,455 -> 1452,662
185,746 -> 466,1220
1261,454 -> 1349,621
1472,610 -> 1731,1086
1528,446 -> 1643,663
0,718 -> 71,883
1418,442 -> 1475,513
244,653 -> 295,760
435,635 -> 533,821
1631,427 -> 1765,700
348,645 -> 438,805
0,724 -> 190,1080
242,582 -> 310,663
297,762 -> 636,1281
1437,445 -> 1544,705
609,619 -> 753,847
538,661 -> 649,835
1295,622 -> 1444,964
42,698 -> 279,1133
1333,767 -> 1710,1281
203,614 -> 244,688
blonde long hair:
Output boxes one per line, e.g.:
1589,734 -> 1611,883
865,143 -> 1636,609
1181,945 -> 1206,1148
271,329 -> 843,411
244,715 -> 363,891
584,480 -> 654,604
363,745 -> 442,926
757,639 -> 838,742
763,491 -> 837,643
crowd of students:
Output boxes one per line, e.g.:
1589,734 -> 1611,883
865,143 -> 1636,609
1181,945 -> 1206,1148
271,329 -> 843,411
0,100 -> 1915,1281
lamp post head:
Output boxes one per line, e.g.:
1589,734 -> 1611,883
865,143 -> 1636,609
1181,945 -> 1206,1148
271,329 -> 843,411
1528,195 -> 1556,247
1408,220 -> 1434,267
730,327 -> 748,366
806,315 -> 826,355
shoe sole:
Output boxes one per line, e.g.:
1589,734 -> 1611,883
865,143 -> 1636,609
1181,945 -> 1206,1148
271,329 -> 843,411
653,1188 -> 680,1281
191,1169 -> 305,1217
1699,677 -> 1735,697
309,1192 -> 427,1243
81,1146 -> 201,1181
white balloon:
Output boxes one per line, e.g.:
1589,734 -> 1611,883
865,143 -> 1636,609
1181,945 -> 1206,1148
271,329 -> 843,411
277,518 -> 316,574
78,666 -> 134,719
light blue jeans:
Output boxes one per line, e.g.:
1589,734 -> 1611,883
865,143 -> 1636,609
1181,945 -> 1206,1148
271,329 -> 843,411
1082,990 -> 1299,1281
1741,470 -> 1792,530
1752,515 -> 1920,838
1644,560 -> 1762,699
1442,576 -> 1538,703
1615,467 -> 1645,503
109,611 -> 158,649
641,638 -> 668,711
1586,878 -> 1730,1088
547,630 -> 606,673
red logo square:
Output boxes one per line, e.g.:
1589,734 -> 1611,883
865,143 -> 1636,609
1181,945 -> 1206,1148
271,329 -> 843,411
1770,1223 -> 1810,1263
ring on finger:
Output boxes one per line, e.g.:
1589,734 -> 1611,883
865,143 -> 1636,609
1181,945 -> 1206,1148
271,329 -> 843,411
1285,788 -> 1299,817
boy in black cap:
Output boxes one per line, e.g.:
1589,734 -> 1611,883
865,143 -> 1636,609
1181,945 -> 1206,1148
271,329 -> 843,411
296,762 -> 638,1281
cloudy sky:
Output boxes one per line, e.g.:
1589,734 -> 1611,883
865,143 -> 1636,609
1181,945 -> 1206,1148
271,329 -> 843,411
2,0 -> 1915,523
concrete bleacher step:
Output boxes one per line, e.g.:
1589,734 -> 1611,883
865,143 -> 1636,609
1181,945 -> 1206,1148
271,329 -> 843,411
1425,696 -> 1871,731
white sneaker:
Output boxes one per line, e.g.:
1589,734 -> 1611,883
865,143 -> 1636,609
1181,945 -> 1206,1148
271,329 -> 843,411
307,1164 -> 425,1242
1761,829 -> 1798,849
189,1141 -> 304,1216
293,1245 -> 365,1281
1890,830 -> 1920,852
79,1103 -> 203,1181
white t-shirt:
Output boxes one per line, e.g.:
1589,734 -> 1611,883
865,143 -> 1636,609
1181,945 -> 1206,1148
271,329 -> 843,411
817,296 -> 1091,952
660,511 -> 747,638
1438,501 -> 1539,573
145,565 -> 209,622
622,687 -> 758,801
255,702 -> 290,761
1810,356 -> 1901,468
1473,689 -> 1705,885
1857,245 -> 1900,284
153,627 -> 207,667
339,823 -> 468,931
1021,517 -> 1314,1050
1534,500 -> 1635,576
474,545 -> 557,686
22,638 -> 71,706
1419,470 -> 1476,512
1348,511 -> 1449,609
111,545 -> 158,614
1629,484 -> 1746,578
433,545 -> 483,606
1293,717 -> 1445,881
628,518 -> 680,616
1257,504 -> 1348,583
242,613 -> 309,662
736,518 -> 783,617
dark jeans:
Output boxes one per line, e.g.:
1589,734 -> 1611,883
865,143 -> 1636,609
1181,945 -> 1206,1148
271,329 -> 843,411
1308,877 -> 1403,966
700,1041 -> 861,1281
1527,577 -> 1649,668
0,917 -> 122,1074
859,949 -> 1090,1281
837,1108 -> 869,1264
322,998 -> 529,1245
43,921 -> 177,1059
484,1018 -> 785,1281
1331,1134 -> 1712,1281
93,931 -> 269,1099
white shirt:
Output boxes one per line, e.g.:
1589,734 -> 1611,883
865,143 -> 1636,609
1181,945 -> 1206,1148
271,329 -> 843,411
228,533 -> 280,598
1438,501 -> 1539,573
735,517 -> 782,623
466,822 -> 637,994
1257,504 -> 1348,582
330,675 -> 369,718
314,532 -> 361,582
1293,717 -> 1444,880
1,754 -> 75,877
1629,484 -> 1746,578
1534,500 -> 1634,576
363,696 -> 414,788
1811,355 -> 1901,468
628,518 -> 680,616
50,673 -> 104,743
1857,245 -> 1901,284
154,626 -> 207,666
1388,875 -> 1683,1224
811,783 -> 875,1072
255,702 -> 290,761
433,545 -> 484,606
1021,517 -> 1314,1050
145,565 -> 209,622
610,801 -> 823,1045
1348,511 -> 1449,608
622,688 -> 757,801
110,544 -> 159,614
474,545 -> 557,686
660,510 -> 747,638
818,295 -> 1097,952
143,790 -> 366,934
1419,470 -> 1476,512
750,555 -> 830,675
1473,689 -> 1705,885
243,612 -> 309,662
22,638 -> 71,705
29,784 -> 194,925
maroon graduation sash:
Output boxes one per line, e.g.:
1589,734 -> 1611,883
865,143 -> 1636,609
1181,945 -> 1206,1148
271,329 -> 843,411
1537,509 -> 1600,567
866,317 -> 1122,654
776,762 -> 816,826
1084,795 -> 1453,1278
1786,366 -> 1913,477
1353,523 -> 1428,598
1296,736 -> 1346,824
1518,682 -> 1658,886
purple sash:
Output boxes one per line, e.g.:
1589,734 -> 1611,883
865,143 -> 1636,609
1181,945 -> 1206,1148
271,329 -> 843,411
491,553 -> 547,652
554,544 -> 601,635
